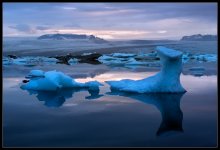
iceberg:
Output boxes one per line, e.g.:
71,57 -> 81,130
125,58 -> 148,66
21,70 -> 103,91
25,70 -> 45,79
106,46 -> 186,93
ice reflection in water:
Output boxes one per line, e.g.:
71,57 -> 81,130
107,90 -> 185,136
20,88 -> 104,107
20,82 -> 185,136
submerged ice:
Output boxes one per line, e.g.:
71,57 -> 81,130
106,46 -> 186,93
21,70 -> 103,91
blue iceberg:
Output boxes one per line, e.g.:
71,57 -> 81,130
106,46 -> 186,93
21,70 -> 103,91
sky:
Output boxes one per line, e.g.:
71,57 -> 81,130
3,3 -> 217,40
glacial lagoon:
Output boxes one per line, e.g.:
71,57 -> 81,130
3,66 -> 217,147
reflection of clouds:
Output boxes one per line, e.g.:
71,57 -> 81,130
63,103 -> 78,107
76,71 -> 156,83
3,78 -> 23,89
106,90 -> 185,136
181,75 -> 217,93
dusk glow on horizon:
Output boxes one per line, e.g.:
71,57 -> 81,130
3,3 -> 217,40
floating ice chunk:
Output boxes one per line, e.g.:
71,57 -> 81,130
98,55 -> 127,65
82,52 -> 94,56
40,57 -> 58,63
98,55 -> 116,61
68,58 -> 78,65
26,70 -> 45,78
13,58 -> 28,65
182,53 -> 190,63
3,57 -> 13,65
2,56 -> 58,66
112,53 -> 136,57
193,54 -> 217,62
136,51 -> 158,60
125,58 -> 147,65
106,46 -> 186,93
21,70 -> 103,91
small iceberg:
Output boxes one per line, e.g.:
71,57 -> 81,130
68,58 -> 78,65
21,70 -> 103,91
106,46 -> 186,93
25,70 -> 45,78
192,54 -> 217,62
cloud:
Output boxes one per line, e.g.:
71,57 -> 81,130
8,24 -> 36,34
46,28 -> 150,39
3,3 -> 217,39
36,26 -> 51,30
61,6 -> 77,10
64,23 -> 81,28
157,30 -> 167,34
86,8 -> 142,16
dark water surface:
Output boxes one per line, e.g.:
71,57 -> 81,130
3,70 -> 217,147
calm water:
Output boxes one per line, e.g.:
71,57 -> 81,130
3,69 -> 217,147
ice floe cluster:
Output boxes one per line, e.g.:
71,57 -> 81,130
3,50 -> 216,67
98,51 -> 217,68
182,53 -> 217,63
3,56 -> 80,66
98,52 -> 161,67
3,56 -> 59,66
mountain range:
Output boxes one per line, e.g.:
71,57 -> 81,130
38,34 -> 108,43
180,34 -> 217,41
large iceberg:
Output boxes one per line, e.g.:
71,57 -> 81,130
106,46 -> 186,93
21,70 -> 103,91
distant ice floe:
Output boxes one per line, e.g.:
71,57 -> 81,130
188,67 -> 205,77
82,52 -> 96,56
192,54 -> 217,62
106,46 -> 186,93
98,51 -> 160,67
3,56 -> 58,66
68,58 -> 79,65
21,70 -> 103,91
112,53 -> 136,57
98,51 -> 217,67
3,50 -> 217,67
